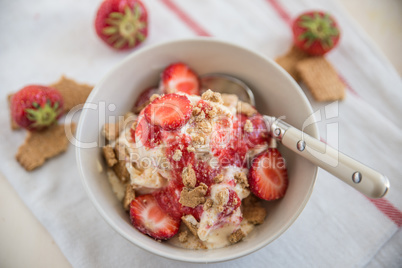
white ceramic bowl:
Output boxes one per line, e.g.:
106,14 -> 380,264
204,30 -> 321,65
76,38 -> 319,263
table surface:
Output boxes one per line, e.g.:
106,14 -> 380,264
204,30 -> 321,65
0,1 -> 401,267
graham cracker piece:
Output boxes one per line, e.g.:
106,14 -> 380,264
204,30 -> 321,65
243,206 -> 267,225
123,184 -> 136,211
297,57 -> 345,101
182,164 -> 196,188
112,160 -> 130,183
229,229 -> 245,244
49,76 -> 93,112
178,230 -> 189,243
7,94 -> 20,130
102,145 -> 117,167
16,123 -> 75,171
179,183 -> 208,208
242,194 -> 267,225
201,89 -> 223,104
275,45 -> 310,81
181,215 -> 199,237
234,172 -> 249,188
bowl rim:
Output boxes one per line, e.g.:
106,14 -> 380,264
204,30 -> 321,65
76,37 -> 319,263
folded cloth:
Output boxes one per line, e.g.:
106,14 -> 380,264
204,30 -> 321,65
0,0 -> 400,267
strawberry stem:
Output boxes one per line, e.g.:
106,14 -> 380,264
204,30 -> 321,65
101,3 -> 147,49
25,101 -> 60,128
297,12 -> 339,49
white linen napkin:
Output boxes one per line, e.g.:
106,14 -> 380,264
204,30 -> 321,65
0,0 -> 401,267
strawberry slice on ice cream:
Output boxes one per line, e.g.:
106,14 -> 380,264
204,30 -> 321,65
129,194 -> 181,240
144,93 -> 192,130
248,149 -> 288,200
160,62 -> 200,95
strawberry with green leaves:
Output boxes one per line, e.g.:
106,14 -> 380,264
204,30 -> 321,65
292,11 -> 340,56
11,85 -> 64,131
95,0 -> 148,50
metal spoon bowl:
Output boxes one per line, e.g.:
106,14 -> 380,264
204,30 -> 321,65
200,73 -> 389,199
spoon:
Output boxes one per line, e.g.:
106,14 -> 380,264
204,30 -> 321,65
200,73 -> 390,199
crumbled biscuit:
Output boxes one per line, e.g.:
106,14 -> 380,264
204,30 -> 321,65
112,160 -> 130,183
242,194 -> 259,207
49,76 -> 93,112
181,215 -> 200,237
114,141 -> 128,161
179,183 -> 208,208
102,145 -> 118,167
102,123 -> 120,141
182,164 -> 196,188
192,135 -> 205,146
202,89 -> 223,104
213,174 -> 224,184
244,120 -> 253,133
275,45 -> 310,81
8,94 -> 20,130
123,184 -> 136,211
16,123 -> 75,171
237,101 -> 257,117
215,188 -> 229,212
203,198 -> 213,210
243,206 -> 267,225
234,172 -> 249,188
229,229 -> 245,244
221,93 -> 239,107
187,146 -> 195,153
178,230 -> 189,243
297,57 -> 345,102
172,149 -> 182,161
195,111 -> 205,122
192,106 -> 201,116
149,94 -> 160,102
196,121 -> 212,134
207,106 -> 218,118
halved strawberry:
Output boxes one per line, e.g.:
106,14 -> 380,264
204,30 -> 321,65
248,149 -> 288,200
160,63 -> 200,95
129,194 -> 180,240
144,93 -> 192,130
135,116 -> 162,148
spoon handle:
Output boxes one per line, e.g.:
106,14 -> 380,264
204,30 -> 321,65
267,117 -> 390,199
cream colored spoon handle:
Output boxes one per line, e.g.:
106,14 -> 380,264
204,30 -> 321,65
267,116 -> 390,199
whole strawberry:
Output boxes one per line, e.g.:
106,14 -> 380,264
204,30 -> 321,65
292,11 -> 340,56
11,85 -> 64,131
95,0 -> 148,50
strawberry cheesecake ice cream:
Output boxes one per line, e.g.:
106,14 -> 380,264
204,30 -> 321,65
102,62 -> 289,249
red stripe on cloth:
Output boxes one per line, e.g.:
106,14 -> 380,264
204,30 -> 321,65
264,0 -> 293,26
338,74 -> 360,97
368,198 -> 402,227
160,0 -> 211,36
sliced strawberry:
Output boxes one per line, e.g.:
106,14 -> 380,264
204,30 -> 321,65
144,93 -> 192,130
132,86 -> 159,113
153,184 -> 183,220
160,63 -> 200,95
135,116 -> 162,148
153,182 -> 204,221
129,194 -> 180,240
249,149 -> 288,200
165,134 -> 195,181
193,160 -> 222,188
